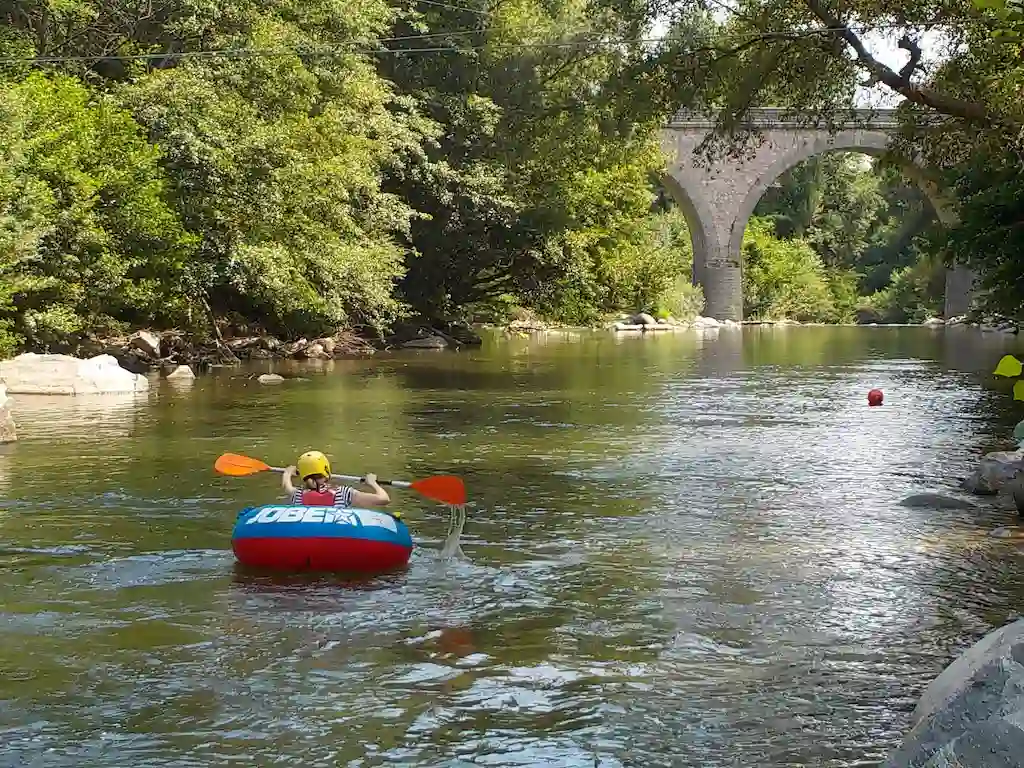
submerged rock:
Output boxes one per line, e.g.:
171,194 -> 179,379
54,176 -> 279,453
988,526 -> 1024,539
0,353 -> 149,395
257,373 -> 284,384
883,618 -> 1024,767
898,493 -> 976,510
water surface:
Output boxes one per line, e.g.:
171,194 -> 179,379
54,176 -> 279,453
2,326 -> 1024,767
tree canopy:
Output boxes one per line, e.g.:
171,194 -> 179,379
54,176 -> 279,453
0,0 -> 1018,357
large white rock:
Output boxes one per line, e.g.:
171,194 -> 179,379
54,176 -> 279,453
0,383 -> 15,443
0,353 -> 149,395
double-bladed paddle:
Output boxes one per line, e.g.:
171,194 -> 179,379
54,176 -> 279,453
214,452 -> 467,506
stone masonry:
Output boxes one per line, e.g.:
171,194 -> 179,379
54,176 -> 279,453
659,108 -> 974,322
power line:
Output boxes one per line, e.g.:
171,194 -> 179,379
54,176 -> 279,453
0,20 -> 961,66
409,0 -> 491,17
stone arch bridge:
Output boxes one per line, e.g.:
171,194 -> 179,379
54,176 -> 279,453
659,108 -> 974,322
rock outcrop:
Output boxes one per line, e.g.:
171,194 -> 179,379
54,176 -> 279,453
0,353 -> 149,395
883,618 -> 1024,767
0,383 -> 15,443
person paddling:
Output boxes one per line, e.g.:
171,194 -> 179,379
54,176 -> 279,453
282,450 -> 392,512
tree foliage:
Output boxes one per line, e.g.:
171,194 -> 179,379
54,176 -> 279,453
598,0 -> 1024,319
3,0 -> 1018,355
0,72 -> 193,350
0,0 -> 714,349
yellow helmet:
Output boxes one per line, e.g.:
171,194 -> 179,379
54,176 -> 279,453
296,450 -> 331,480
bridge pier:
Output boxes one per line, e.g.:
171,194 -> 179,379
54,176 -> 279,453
696,242 -> 744,323
660,110 -> 974,322
944,264 -> 975,318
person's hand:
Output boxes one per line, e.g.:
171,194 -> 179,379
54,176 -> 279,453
284,465 -> 297,477
364,472 -> 378,485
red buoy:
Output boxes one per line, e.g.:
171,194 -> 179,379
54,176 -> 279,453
868,388 -> 883,406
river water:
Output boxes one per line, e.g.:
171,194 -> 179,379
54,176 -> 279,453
2,326 -> 1024,767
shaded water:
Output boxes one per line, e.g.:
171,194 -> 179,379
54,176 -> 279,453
2,326 -> 1024,767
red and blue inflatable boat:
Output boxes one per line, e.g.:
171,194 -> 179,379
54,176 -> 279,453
231,505 -> 413,572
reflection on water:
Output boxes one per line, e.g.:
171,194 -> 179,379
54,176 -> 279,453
1,327 -> 1024,767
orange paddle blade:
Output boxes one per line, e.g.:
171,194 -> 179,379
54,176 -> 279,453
215,453 -> 272,477
410,475 -> 466,506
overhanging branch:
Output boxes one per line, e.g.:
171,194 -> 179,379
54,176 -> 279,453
802,0 -> 996,124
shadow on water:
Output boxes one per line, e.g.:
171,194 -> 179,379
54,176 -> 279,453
229,563 -> 412,591
2,327 -> 1024,767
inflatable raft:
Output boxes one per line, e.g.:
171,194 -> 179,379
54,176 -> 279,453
231,505 -> 413,572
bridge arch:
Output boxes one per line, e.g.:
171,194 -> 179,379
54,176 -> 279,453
659,110 -> 972,322
657,172 -> 717,290
725,130 -> 956,259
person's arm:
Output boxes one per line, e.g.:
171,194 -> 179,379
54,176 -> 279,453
281,466 -> 297,498
349,473 -> 390,508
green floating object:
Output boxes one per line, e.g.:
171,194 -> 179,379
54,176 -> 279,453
1015,420 -> 1024,442
994,354 -> 1024,378
1015,380 -> 1024,401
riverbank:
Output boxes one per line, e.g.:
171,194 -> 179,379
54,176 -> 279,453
2,307 -> 1019,375
31,320 -> 489,375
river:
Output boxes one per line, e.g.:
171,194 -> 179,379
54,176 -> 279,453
2,326 -> 1024,767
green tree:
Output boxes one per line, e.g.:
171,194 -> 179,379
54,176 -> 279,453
380,0 -> 692,324
0,72 -> 193,350
741,216 -> 849,322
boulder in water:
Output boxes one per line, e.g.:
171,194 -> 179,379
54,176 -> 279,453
0,353 -> 149,395
165,365 -> 196,381
402,336 -> 448,349
0,383 -> 15,443
883,618 -> 1024,767
257,373 -> 284,384
693,316 -> 721,329
128,330 -> 161,359
962,450 -> 1024,495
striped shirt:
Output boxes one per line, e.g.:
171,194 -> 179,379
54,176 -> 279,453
291,485 -> 354,507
